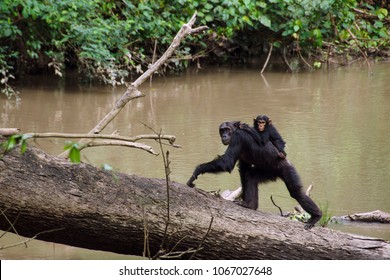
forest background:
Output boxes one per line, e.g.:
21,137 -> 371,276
1,0 -> 389,98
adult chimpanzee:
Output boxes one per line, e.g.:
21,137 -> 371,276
186,121 -> 322,230
254,115 -> 287,158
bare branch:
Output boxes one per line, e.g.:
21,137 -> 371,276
270,195 -> 284,217
0,128 -> 20,136
81,140 -> 158,155
20,132 -> 177,145
58,12 -> 206,158
261,43 -> 273,74
190,216 -> 213,260
0,228 -> 64,250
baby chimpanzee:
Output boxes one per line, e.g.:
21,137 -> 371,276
254,115 -> 286,158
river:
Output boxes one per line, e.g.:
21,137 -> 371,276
1,62 -> 389,259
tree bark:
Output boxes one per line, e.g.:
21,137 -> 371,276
1,145 -> 389,259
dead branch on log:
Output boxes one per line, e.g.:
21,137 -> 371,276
333,210 -> 390,224
0,129 -> 181,156
0,128 -> 20,136
0,131 -> 177,144
220,187 -> 242,201
82,140 -> 158,155
58,12 -> 207,158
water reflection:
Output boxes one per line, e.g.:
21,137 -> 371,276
1,63 -> 389,259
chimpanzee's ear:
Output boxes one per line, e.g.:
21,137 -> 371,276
267,119 -> 273,125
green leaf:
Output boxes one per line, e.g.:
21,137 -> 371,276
313,61 -> 322,69
69,146 -> 81,163
20,141 -> 28,154
204,3 -> 213,10
260,15 -> 271,28
242,16 -> 254,26
374,21 -> 384,29
6,136 -> 17,151
64,141 -> 81,163
376,8 -> 388,20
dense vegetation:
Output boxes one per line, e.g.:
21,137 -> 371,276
1,0 -> 389,97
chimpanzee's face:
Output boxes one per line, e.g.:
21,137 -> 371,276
257,120 -> 266,132
219,122 -> 237,145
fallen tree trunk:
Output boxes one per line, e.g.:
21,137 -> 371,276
0,145 -> 389,259
333,210 -> 390,224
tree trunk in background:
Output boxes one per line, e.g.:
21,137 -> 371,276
0,145 -> 389,259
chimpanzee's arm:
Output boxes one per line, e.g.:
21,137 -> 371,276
187,139 -> 242,187
268,125 -> 286,155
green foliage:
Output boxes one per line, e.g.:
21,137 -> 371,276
290,210 -> 311,224
0,0 -> 389,95
289,200 -> 333,228
1,134 -> 32,155
319,201 -> 333,228
64,141 -> 81,163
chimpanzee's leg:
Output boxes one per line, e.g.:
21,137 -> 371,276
237,162 -> 259,210
280,163 -> 322,229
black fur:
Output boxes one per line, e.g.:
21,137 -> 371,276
187,121 -> 322,229
254,115 -> 286,157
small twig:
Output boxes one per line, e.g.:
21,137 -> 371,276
150,39 -> 158,86
306,183 -> 313,196
281,46 -> 292,72
352,7 -> 390,23
270,195 -> 284,217
81,140 -> 158,155
154,232 -> 190,259
261,43 -> 273,74
0,209 -> 26,248
159,248 -> 199,259
143,124 -> 172,256
142,204 -> 151,259
0,228 -> 64,250
13,131 -> 177,144
189,216 -> 214,260
346,27 -> 371,70
159,131 -> 171,250
298,50 -> 312,69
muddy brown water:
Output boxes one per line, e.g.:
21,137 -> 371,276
1,62 -> 389,259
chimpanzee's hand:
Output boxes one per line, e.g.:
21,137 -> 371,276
186,174 -> 197,188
